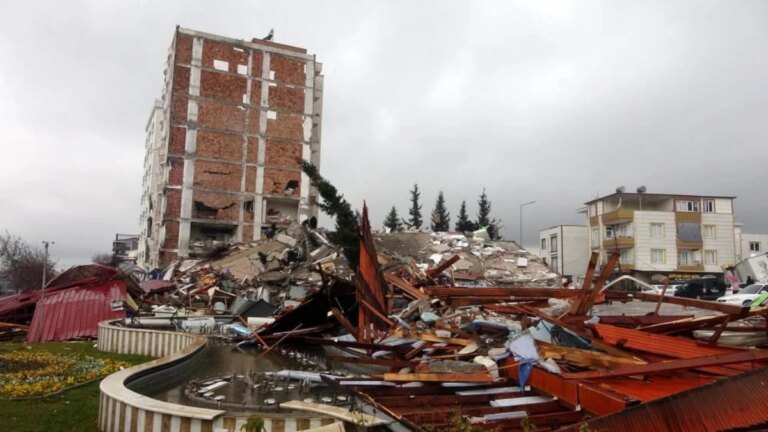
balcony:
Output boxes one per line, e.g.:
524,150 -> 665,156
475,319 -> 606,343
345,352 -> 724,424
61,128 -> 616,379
601,208 -> 634,225
677,263 -> 705,272
676,239 -> 703,250
617,264 -> 635,273
603,237 -> 634,249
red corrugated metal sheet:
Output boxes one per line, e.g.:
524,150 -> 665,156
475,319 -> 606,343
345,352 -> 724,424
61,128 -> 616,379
139,279 -> 176,294
26,282 -> 126,342
591,323 -> 759,376
565,367 -> 768,432
590,372 -> 718,402
0,291 -> 40,316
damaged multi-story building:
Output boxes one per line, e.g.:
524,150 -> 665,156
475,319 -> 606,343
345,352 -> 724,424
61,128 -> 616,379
138,26 -> 323,269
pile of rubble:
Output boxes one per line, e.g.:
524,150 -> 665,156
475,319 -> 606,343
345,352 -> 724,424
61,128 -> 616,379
240,204 -> 768,431
374,229 -> 560,287
137,221 -> 350,325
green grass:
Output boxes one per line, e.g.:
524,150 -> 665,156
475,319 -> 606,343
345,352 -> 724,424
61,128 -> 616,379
0,341 -> 152,432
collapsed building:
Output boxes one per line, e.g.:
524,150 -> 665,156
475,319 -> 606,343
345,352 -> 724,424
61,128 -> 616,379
138,27 -> 324,269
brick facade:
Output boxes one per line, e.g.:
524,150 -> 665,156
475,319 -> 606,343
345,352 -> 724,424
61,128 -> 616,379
139,27 -> 322,268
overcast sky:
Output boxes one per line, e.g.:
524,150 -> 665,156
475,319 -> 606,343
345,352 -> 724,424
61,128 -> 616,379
1,1 -> 767,268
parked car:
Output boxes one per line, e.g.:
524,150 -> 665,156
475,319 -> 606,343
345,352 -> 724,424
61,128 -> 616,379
651,284 -> 680,296
674,277 -> 726,300
716,283 -> 768,306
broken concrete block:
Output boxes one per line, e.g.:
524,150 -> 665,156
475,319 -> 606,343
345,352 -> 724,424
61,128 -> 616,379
429,253 -> 444,264
435,329 -> 452,338
473,228 -> 490,242
276,233 -> 297,247
420,311 -> 439,324
473,356 -> 499,380
428,360 -> 485,374
432,244 -> 450,253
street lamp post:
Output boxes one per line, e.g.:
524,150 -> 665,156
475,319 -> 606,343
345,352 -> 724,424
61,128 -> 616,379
519,201 -> 536,249
40,241 -> 54,332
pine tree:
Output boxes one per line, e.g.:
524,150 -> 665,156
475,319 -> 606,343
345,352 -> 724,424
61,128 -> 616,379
383,206 -> 403,231
407,184 -> 423,229
431,191 -> 451,232
477,188 -> 492,228
455,200 -> 476,232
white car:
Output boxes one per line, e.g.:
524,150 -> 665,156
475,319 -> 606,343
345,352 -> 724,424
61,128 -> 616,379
651,284 -> 680,296
716,283 -> 768,307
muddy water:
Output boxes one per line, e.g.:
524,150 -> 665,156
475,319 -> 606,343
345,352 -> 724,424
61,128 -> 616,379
139,340 -> 329,406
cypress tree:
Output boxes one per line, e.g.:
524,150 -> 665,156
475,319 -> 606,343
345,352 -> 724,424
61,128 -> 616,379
407,184 -> 423,229
431,191 -> 451,232
383,206 -> 403,231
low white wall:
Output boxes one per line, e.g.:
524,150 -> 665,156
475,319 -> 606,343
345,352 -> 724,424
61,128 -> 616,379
97,321 -> 337,432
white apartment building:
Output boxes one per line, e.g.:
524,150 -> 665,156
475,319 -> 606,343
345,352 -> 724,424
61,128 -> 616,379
585,192 -> 736,283
734,224 -> 768,262
539,225 -> 589,281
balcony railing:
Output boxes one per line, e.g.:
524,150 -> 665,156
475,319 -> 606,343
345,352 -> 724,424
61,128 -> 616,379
603,236 -> 635,249
601,208 -> 634,225
676,239 -> 703,249
677,264 -> 705,272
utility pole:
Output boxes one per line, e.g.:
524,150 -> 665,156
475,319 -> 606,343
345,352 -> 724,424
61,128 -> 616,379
519,201 -> 536,249
40,241 -> 54,334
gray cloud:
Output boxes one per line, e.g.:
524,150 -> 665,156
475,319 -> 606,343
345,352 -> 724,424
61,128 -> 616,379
1,0 -> 766,267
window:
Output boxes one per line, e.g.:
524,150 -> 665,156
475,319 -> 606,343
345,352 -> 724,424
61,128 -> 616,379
541,238 -> 547,251
703,199 -> 715,213
237,64 -> 248,75
750,241 -> 761,252
676,200 -> 700,212
702,225 -> 716,239
615,223 -> 631,238
550,256 -> 559,273
704,250 -> 717,265
550,235 -> 558,252
605,226 -> 614,239
651,249 -> 666,264
591,227 -> 599,247
650,223 -> 665,239
678,251 -> 691,265
619,249 -> 633,265
213,59 -> 229,72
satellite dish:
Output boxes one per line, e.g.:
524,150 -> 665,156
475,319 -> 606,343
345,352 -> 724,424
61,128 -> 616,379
615,186 -> 626,193
637,185 -> 647,193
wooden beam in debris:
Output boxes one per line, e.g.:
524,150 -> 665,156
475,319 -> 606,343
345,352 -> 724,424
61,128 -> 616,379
330,307 -> 358,336
359,298 -> 395,328
632,292 -> 747,316
425,287 -> 602,298
576,252 -> 620,316
300,337 -> 412,355
426,255 -> 461,279
567,252 -> 599,316
448,297 -> 549,307
536,341 -> 646,369
384,273 -> 428,300
638,314 -> 731,334
391,330 -> 474,346
560,315 -> 694,327
326,355 -> 414,368
562,349 -> 768,379
357,203 -> 392,342
512,304 -> 643,360
382,372 -> 495,383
